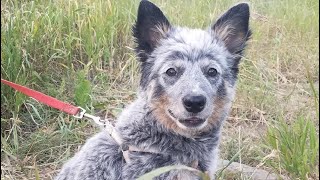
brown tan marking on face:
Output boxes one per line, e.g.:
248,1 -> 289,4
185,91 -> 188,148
150,92 -> 201,136
207,96 -> 229,127
206,80 -> 233,130
150,94 -> 184,133
149,80 -> 234,136
150,95 -> 231,136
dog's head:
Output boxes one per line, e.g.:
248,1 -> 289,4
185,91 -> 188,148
133,1 -> 251,135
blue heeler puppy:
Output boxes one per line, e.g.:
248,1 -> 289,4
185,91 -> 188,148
56,1 -> 251,179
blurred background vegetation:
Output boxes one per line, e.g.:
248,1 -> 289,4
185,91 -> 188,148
1,0 -> 318,179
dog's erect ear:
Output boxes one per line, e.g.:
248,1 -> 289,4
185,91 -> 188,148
133,0 -> 171,61
211,3 -> 251,56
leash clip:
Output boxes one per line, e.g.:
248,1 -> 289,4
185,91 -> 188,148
73,107 -> 105,126
73,107 -> 124,147
73,106 -> 86,119
83,113 -> 105,126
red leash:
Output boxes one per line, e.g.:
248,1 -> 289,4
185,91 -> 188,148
1,79 -> 156,163
1,78 -> 124,146
1,79 -> 80,115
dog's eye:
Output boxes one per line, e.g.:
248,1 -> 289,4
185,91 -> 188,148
166,68 -> 177,77
207,68 -> 218,77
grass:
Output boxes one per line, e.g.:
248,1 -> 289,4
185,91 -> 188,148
263,116 -> 319,179
1,0 -> 319,179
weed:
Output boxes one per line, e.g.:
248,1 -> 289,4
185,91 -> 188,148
74,70 -> 92,108
263,116 -> 319,179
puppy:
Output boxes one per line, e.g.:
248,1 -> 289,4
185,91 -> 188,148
56,1 -> 251,179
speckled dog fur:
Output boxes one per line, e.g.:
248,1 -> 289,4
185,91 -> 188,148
56,1 -> 251,179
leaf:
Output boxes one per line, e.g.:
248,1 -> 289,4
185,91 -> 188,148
216,147 -> 244,178
137,165 -> 202,180
299,117 -> 308,154
200,171 -> 211,180
26,102 -> 43,122
34,162 -> 40,180
74,71 -> 91,107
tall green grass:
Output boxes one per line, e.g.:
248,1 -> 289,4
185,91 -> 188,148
263,116 -> 319,179
1,1 -> 139,176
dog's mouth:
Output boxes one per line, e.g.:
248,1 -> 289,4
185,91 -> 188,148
168,109 -> 205,128
179,117 -> 205,127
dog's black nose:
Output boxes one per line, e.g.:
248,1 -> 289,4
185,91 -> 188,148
182,95 -> 206,113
